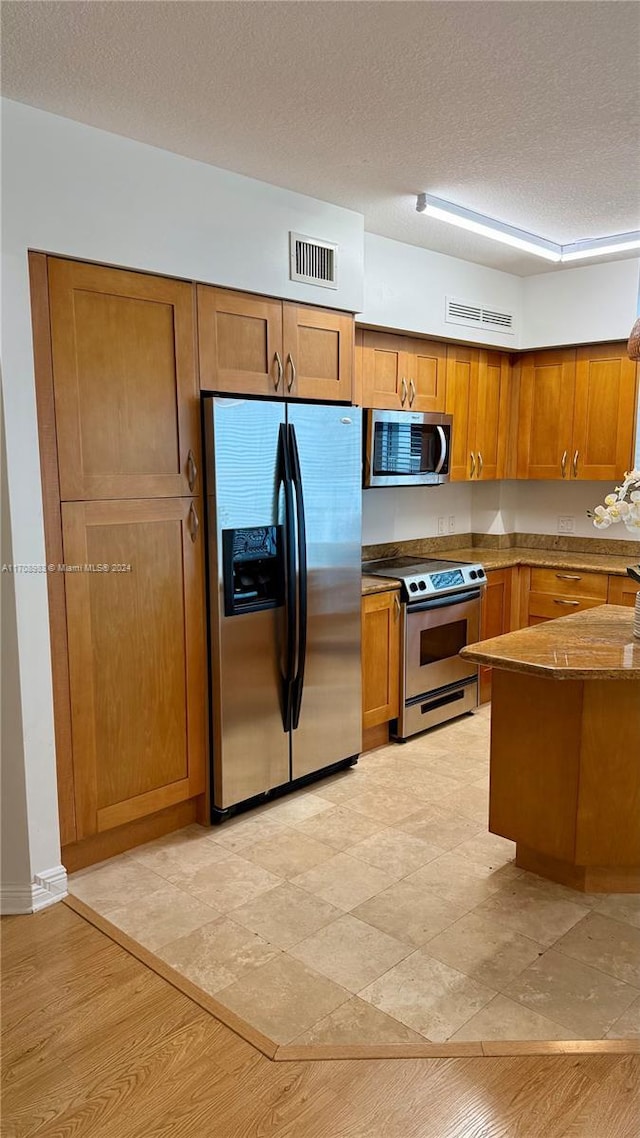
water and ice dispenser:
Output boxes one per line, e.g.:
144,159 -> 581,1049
222,526 -> 284,616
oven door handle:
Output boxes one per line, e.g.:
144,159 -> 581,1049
407,588 -> 481,612
434,425 -> 448,475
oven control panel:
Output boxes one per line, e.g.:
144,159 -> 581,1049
403,563 -> 485,600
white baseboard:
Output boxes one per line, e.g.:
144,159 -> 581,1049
0,864 -> 68,915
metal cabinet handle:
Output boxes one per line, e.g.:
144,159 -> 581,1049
409,378 -> 416,406
186,449 -> 198,492
188,502 -> 199,543
553,598 -> 580,606
561,450 -> 567,478
573,450 -> 579,478
556,573 -> 581,581
400,377 -> 407,406
469,452 -> 476,478
274,352 -> 283,391
477,452 -> 483,478
286,353 -> 296,392
394,593 -> 401,619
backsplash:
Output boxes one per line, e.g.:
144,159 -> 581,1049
363,531 -> 640,562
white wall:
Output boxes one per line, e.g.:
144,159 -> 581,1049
363,483 -> 473,545
0,98 -> 365,902
364,479 -> 640,547
361,233 -> 523,347
522,259 -> 640,350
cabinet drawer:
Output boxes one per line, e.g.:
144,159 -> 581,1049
528,592 -> 603,622
530,567 -> 608,600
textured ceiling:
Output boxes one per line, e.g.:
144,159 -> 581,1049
2,0 -> 639,276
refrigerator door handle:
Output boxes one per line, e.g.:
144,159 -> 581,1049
288,424 -> 308,731
277,423 -> 297,731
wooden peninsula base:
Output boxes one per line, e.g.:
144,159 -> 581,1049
489,669 -> 640,892
461,606 -> 640,894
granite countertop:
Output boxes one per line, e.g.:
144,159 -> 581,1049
444,547 -> 637,577
461,605 -> 640,680
362,574 -> 400,596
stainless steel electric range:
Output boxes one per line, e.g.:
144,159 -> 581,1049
364,556 -> 487,740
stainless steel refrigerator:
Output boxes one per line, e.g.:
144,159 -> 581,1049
202,395 -> 362,820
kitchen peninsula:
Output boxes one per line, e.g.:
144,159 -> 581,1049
462,606 -> 640,894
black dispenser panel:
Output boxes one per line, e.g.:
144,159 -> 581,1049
222,526 -> 284,616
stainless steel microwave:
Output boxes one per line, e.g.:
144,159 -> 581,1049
363,409 -> 452,487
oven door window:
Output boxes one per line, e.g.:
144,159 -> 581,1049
420,620 -> 467,665
373,421 -> 438,477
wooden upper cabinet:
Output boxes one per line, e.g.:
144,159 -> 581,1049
517,349 -> 576,480
48,259 -> 199,501
517,343 -> 637,481
446,346 -> 511,481
283,303 -> 353,402
198,286 -> 284,398
198,290 -> 353,402
61,497 -> 206,839
572,344 -> 638,481
358,330 -> 445,411
404,338 -> 447,412
445,345 -> 479,480
475,351 -> 510,480
359,330 -> 408,409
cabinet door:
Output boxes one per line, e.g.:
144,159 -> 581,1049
360,331 -> 409,409
572,344 -> 638,481
479,568 -> 513,703
445,345 -> 479,480
608,575 -> 640,607
517,349 -> 576,479
48,259 -> 199,501
62,498 -> 206,839
283,303 -> 353,401
405,338 -> 447,412
474,352 -> 510,480
197,286 -> 284,397
362,591 -> 400,728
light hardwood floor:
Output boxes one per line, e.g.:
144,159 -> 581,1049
2,903 -> 639,1137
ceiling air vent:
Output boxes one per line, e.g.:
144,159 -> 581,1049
290,232 -> 338,289
445,297 -> 515,335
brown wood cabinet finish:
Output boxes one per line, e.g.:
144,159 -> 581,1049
445,346 -> 510,481
197,287 -> 284,397
358,331 -> 445,411
608,575 -> 640,607
198,288 -> 353,401
362,590 -> 400,729
61,497 -> 206,839
517,343 -> 637,481
48,259 -> 200,501
573,344 -> 638,481
525,568 -> 611,625
479,568 -> 513,703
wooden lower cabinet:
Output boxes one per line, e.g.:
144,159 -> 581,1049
362,590 -> 400,729
608,575 -> 640,608
61,497 -> 206,840
479,568 -> 514,703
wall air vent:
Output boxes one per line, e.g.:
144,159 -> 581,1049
290,232 -> 338,289
445,297 -> 515,335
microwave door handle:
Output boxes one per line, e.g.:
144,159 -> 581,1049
434,425 -> 447,475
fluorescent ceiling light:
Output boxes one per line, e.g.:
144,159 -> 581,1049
416,193 -> 561,262
560,234 -> 640,262
416,194 -> 640,265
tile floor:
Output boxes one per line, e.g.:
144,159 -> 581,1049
68,706 -> 640,1047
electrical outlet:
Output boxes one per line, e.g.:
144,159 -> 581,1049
557,516 -> 575,534
437,517 -> 446,536
448,515 -> 456,534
